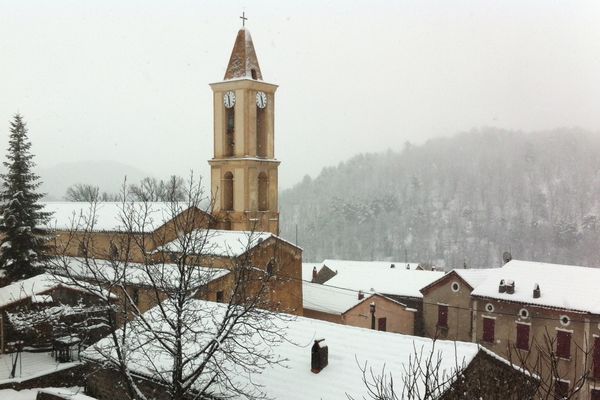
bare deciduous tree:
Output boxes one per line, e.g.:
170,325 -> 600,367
50,174 -> 291,400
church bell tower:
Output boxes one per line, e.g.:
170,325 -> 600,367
209,26 -> 280,234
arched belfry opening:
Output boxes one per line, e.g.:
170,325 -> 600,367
223,172 -> 234,211
256,106 -> 267,158
225,107 -> 235,156
258,172 -> 269,211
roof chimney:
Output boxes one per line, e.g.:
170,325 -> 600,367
533,283 -> 541,298
502,251 -> 512,265
312,267 -> 318,282
498,279 -> 506,293
358,290 -> 364,300
505,280 -> 515,294
390,263 -> 395,269
311,339 -> 328,373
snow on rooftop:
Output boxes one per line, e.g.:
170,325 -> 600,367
302,281 -> 363,314
453,268 -> 499,288
55,257 -> 229,288
41,202 -> 180,232
83,299 -> 481,399
471,260 -> 600,313
0,273 -> 97,309
158,229 -> 290,257
321,259 -> 444,298
0,351 -> 79,384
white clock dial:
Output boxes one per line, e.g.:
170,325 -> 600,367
256,91 -> 267,109
223,91 -> 236,109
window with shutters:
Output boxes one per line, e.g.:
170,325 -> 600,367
482,317 -> 495,343
516,323 -> 530,351
437,305 -> 448,328
216,291 -> 224,303
554,380 -> 569,399
594,337 -> 600,380
556,330 -> 572,359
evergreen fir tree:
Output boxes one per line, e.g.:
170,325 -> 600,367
0,114 -> 51,281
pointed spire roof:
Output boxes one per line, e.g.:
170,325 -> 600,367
224,27 -> 263,81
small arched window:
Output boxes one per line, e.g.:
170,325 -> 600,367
251,69 -> 257,80
223,172 -> 234,211
258,172 -> 268,211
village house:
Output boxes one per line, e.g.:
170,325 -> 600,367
82,299 -> 536,400
303,281 -> 417,334
420,268 -> 497,341
307,259 -> 444,335
421,259 -> 600,400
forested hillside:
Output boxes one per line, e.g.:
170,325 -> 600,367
280,128 -> 600,268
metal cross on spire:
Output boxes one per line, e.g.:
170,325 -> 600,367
240,12 -> 248,27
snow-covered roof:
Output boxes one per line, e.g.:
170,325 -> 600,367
454,268 -> 499,289
0,273 -> 102,309
54,257 -> 229,289
471,260 -> 600,314
157,229 -> 298,257
41,202 -> 181,232
320,260 -> 444,299
323,259 -> 423,271
302,281 -> 364,314
83,299 -> 482,399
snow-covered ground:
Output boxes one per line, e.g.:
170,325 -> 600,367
0,351 -> 79,384
0,387 -> 85,400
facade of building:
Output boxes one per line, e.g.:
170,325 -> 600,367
303,281 -> 416,334
422,260 -> 600,400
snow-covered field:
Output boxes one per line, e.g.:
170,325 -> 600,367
0,351 -> 79,383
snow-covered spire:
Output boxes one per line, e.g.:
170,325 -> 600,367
223,27 -> 263,81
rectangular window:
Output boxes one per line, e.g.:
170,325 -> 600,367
378,317 -> 387,332
516,324 -> 530,351
216,290 -> 224,303
556,330 -> 571,359
591,389 -> 600,400
554,380 -> 569,399
594,337 -> 600,379
437,305 -> 448,328
483,317 -> 495,343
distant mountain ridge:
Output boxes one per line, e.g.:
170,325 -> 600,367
279,128 -> 600,269
38,161 -> 149,200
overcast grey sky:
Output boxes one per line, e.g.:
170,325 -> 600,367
1,1 -> 599,190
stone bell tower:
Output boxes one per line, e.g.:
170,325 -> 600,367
209,27 -> 279,234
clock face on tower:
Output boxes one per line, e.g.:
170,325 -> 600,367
256,91 -> 267,109
223,91 -> 236,108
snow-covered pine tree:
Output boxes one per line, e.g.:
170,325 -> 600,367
0,114 -> 51,282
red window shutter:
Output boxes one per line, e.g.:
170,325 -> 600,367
516,324 -> 530,350
556,331 -> 572,359
437,305 -> 448,328
378,317 -> 387,332
483,318 -> 495,343
594,337 -> 600,379
554,380 -> 569,399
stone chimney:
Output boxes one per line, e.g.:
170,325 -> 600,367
533,283 -> 541,298
312,267 -> 318,282
358,290 -> 364,300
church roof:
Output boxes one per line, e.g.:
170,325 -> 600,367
224,27 -> 263,81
